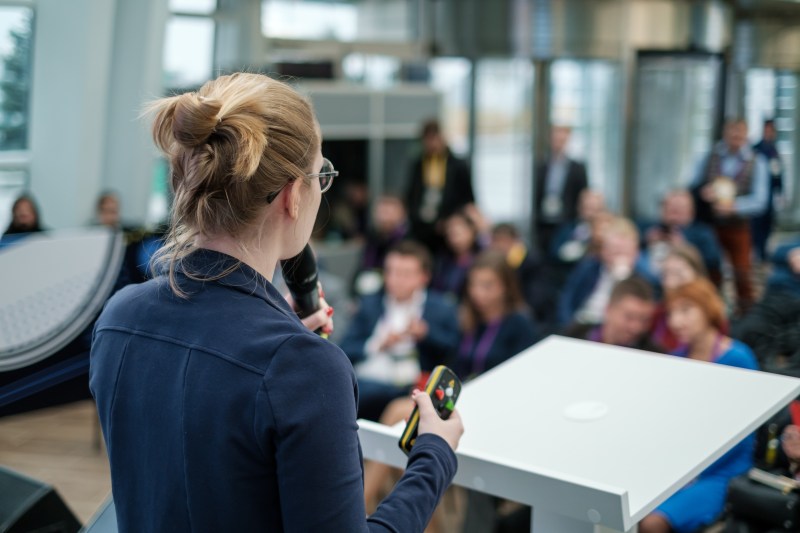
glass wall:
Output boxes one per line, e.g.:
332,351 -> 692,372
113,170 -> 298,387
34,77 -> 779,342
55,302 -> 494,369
0,6 -> 33,232
428,57 -> 471,157
473,59 -> 534,224
745,68 -> 798,213
549,59 -> 623,211
632,54 -> 723,220
261,0 -> 412,43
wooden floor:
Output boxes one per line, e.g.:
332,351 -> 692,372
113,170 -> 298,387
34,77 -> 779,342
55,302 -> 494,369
0,400 -> 110,525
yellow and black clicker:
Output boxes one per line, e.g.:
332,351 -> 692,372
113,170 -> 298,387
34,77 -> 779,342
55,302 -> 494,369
399,365 -> 462,455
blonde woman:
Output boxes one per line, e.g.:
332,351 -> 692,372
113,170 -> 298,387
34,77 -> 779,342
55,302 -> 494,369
90,73 -> 462,532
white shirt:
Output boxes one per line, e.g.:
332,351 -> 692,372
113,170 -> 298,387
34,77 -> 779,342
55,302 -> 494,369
355,290 -> 427,386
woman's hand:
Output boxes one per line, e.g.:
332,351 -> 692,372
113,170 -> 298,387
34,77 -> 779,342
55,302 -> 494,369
285,285 -> 334,336
299,296 -> 334,336
412,389 -> 464,452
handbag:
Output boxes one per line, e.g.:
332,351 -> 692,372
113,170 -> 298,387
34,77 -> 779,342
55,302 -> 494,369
726,474 -> 800,531
725,401 -> 800,532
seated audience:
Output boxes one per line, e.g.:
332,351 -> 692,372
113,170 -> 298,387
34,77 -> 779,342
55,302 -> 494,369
339,240 -> 459,421
651,243 -> 709,352
640,189 -> 722,279
732,240 -> 800,370
3,194 -> 43,237
353,195 -> 409,296
558,216 -> 657,326
563,276 -> 663,352
430,208 -> 485,302
640,278 -> 758,533
489,223 -> 550,328
362,250 -> 538,523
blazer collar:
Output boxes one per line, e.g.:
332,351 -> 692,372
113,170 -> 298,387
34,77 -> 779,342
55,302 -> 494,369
179,248 -> 296,318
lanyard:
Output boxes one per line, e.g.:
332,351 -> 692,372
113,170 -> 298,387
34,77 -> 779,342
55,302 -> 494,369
459,320 -> 502,376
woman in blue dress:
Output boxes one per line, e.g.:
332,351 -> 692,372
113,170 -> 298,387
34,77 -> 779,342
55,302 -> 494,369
639,278 -> 758,533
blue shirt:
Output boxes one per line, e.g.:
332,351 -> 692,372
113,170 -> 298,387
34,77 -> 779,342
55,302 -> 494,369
89,249 -> 457,533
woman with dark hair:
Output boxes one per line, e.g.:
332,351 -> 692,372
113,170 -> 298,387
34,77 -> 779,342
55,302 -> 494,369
3,194 -> 42,236
430,208 -> 484,302
639,278 -> 757,533
89,73 -> 462,533
455,251 -> 538,380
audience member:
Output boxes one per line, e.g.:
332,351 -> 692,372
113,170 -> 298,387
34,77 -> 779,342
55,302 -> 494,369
563,276 -> 662,352
339,240 -> 460,421
764,240 -> 800,298
362,251 -> 537,523
640,189 -> 721,279
329,180 -> 369,241
353,195 -> 409,296
96,191 -> 122,229
3,194 -> 43,237
558,216 -> 657,326
534,125 -> 588,255
430,209 -> 484,302
651,244 -> 709,352
639,278 -> 757,533
691,119 -> 769,314
489,223 -> 549,327
751,119 -> 784,262
549,189 -> 607,268
406,119 -> 475,252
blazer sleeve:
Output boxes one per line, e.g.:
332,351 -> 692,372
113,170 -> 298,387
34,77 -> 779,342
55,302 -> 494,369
261,334 -> 457,533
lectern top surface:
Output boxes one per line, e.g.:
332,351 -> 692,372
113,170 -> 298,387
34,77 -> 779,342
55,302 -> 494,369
455,336 -> 800,519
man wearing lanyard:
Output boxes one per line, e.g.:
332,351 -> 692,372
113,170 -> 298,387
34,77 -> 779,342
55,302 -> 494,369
691,119 -> 769,315
534,125 -> 588,256
405,120 -> 475,253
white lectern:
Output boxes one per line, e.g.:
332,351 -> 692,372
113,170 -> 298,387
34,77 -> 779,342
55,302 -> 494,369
358,336 -> 800,532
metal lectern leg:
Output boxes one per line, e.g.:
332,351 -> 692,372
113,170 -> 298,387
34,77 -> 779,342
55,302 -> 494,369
530,509 -> 595,533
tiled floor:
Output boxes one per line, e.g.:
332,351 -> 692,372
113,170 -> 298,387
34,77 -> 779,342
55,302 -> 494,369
0,400 -> 110,525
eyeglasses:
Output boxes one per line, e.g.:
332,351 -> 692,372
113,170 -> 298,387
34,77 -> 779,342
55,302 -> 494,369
267,157 -> 338,204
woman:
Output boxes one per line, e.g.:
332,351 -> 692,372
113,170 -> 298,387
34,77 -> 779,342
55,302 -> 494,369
3,194 -> 43,236
363,251 -> 536,523
639,278 -> 758,533
455,251 -> 538,381
651,243 -> 708,351
89,73 -> 462,532
430,208 -> 484,302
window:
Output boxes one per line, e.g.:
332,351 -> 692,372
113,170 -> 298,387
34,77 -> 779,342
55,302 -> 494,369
262,0 -> 412,43
0,6 -> 33,151
163,16 -> 216,89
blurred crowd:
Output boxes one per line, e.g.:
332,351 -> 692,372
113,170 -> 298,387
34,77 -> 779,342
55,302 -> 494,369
3,116 -> 799,533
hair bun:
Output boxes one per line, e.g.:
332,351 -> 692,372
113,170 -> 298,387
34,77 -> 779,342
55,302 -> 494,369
172,93 -> 223,148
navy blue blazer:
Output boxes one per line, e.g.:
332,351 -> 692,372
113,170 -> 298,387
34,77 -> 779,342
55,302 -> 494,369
339,290 -> 460,375
89,250 -> 456,533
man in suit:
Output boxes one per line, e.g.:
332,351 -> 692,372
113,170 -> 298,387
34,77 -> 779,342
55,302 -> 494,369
752,119 -> 784,262
339,240 -> 460,421
534,125 -> 588,255
406,119 -> 475,253
640,189 -> 722,279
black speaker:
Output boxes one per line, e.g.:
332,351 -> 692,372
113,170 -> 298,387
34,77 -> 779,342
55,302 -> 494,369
0,466 -> 81,533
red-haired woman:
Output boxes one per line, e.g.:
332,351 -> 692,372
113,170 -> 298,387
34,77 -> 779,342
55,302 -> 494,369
639,278 -> 758,533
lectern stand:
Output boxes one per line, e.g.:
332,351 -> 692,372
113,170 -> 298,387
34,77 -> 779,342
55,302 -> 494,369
358,336 -> 800,532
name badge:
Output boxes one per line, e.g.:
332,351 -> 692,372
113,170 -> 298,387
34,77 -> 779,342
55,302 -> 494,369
543,195 -> 563,219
